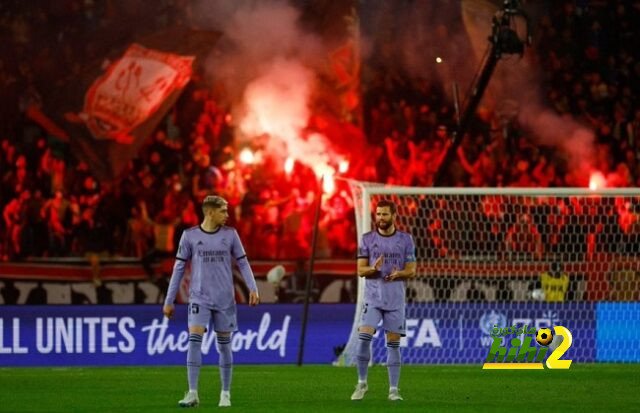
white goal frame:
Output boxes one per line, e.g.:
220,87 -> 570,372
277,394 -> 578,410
340,184 -> 640,365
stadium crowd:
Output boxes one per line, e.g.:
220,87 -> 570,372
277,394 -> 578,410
2,0 -> 640,265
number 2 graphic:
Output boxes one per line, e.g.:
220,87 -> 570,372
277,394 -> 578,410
546,326 -> 573,369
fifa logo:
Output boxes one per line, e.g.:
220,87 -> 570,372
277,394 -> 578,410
482,326 -> 573,370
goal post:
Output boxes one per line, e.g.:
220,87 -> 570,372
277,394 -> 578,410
338,181 -> 640,365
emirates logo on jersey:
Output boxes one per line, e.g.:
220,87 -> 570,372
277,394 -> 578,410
197,250 -> 228,263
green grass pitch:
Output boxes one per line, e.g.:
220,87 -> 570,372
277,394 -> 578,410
1,364 -> 639,412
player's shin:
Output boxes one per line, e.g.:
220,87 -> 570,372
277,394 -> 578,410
217,335 -> 233,392
386,340 -> 401,389
357,332 -> 373,383
187,333 -> 203,391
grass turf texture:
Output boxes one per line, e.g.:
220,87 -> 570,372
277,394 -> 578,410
1,364 -> 639,412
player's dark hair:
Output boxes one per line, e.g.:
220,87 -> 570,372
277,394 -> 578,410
202,195 -> 228,212
376,199 -> 397,214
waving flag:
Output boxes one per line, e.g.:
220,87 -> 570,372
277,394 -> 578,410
81,44 -> 193,144
29,27 -> 220,181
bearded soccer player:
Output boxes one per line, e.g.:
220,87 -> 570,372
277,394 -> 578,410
352,199 -> 417,401
163,195 -> 259,408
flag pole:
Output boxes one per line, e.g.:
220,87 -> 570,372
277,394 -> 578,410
297,174 -> 324,366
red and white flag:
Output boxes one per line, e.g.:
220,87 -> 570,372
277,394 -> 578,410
82,44 -> 193,144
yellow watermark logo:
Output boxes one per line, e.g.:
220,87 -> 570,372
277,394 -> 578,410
482,326 -> 573,369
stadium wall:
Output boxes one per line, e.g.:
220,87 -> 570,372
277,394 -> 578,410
0,259 -> 357,304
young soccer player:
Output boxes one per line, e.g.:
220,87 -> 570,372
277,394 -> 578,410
163,195 -> 259,408
352,199 -> 417,401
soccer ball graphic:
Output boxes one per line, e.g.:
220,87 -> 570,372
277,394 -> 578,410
536,328 -> 554,346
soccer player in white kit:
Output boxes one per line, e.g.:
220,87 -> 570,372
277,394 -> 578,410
163,195 -> 259,408
352,199 -> 417,401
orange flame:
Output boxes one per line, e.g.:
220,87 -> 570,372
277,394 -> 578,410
323,171 -> 335,194
589,171 -> 605,190
284,157 -> 294,174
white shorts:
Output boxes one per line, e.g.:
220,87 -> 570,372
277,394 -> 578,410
359,302 -> 406,336
187,303 -> 238,333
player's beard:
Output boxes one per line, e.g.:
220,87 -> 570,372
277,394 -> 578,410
376,220 -> 390,230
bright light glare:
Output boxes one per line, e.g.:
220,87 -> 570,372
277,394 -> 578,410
239,148 -> 255,164
436,57 -> 443,63
589,171 -> 605,190
313,164 -> 334,179
284,157 -> 294,174
323,172 -> 335,194
338,160 -> 349,174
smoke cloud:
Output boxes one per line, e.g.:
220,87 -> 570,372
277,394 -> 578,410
467,2 -> 596,183
191,0 -> 336,176
363,0 -> 596,184
518,104 -> 595,174
239,57 -> 332,175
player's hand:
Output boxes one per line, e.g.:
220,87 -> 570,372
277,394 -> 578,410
249,291 -> 260,306
163,304 -> 175,319
373,255 -> 384,271
385,267 -> 401,282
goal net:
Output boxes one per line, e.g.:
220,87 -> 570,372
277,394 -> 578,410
340,182 -> 640,364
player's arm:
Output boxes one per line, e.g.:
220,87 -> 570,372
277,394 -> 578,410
385,261 -> 417,281
385,234 -> 417,281
356,235 -> 380,278
163,231 -> 192,319
357,256 -> 383,278
231,229 -> 259,306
